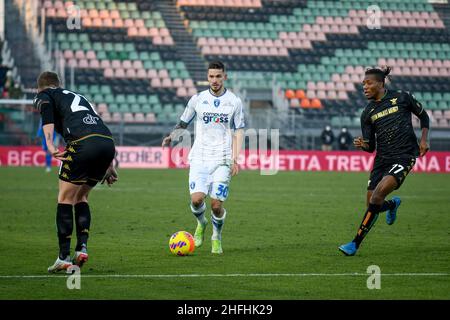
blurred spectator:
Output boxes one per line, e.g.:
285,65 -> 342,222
1,70 -> 23,99
321,125 -> 334,151
338,127 -> 353,150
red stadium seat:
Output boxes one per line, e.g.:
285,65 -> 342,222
295,89 -> 305,100
113,19 -> 124,28
300,98 -> 311,108
285,89 -> 295,99
311,98 -> 322,108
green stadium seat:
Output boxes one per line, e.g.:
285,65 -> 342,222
129,51 -> 139,60
156,20 -> 166,28
104,94 -> 115,105
149,96 -> 159,105
114,43 -> 125,52
438,101 -> 448,110
131,105 -> 141,113
131,11 -> 140,19
127,95 -> 138,105
152,12 -> 162,20
79,34 -> 89,43
144,61 -> 154,69
139,52 -> 150,61
141,105 -> 152,113
92,94 -> 104,104
96,2 -> 106,10
427,101 -> 438,110
107,2 -> 116,10
150,52 -> 160,61
147,19 -> 158,28
153,104 -> 162,114
108,103 -> 120,113
96,51 -> 107,60
60,41 -> 70,50
117,3 -> 127,11
68,33 -> 78,43
100,85 -> 111,95
331,117 -> 341,127
116,94 -> 126,104
137,95 -> 148,105
118,105 -> 131,113
141,11 -> 151,20
85,1 -> 95,10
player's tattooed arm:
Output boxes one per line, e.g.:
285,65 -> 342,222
42,123 -> 67,160
162,121 -> 188,147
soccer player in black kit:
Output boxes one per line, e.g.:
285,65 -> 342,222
34,71 -> 118,272
339,67 -> 430,256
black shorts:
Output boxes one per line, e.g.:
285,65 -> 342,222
368,157 -> 416,191
59,134 -> 116,186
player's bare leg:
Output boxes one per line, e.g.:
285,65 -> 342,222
191,192 -> 207,247
211,198 -> 226,254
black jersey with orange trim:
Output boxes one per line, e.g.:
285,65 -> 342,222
33,87 -> 112,143
360,90 -> 429,159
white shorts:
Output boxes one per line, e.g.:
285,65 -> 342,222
188,161 -> 232,202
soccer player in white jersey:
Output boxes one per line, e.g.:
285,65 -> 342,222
162,61 -> 245,254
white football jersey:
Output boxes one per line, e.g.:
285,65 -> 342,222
180,88 -> 245,163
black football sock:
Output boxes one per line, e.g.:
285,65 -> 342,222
353,203 -> 382,248
74,202 -> 91,251
56,203 -> 73,260
379,199 -> 396,212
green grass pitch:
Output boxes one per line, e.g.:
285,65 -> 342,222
0,167 -> 449,299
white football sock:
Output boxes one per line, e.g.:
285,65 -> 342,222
211,209 -> 227,240
190,202 -> 207,225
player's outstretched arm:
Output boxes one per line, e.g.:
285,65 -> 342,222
162,121 -> 189,147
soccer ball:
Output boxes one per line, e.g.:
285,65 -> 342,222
169,231 -> 195,256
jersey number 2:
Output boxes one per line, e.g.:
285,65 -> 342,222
63,90 -> 96,114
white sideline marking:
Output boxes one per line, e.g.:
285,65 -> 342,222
0,273 -> 448,279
